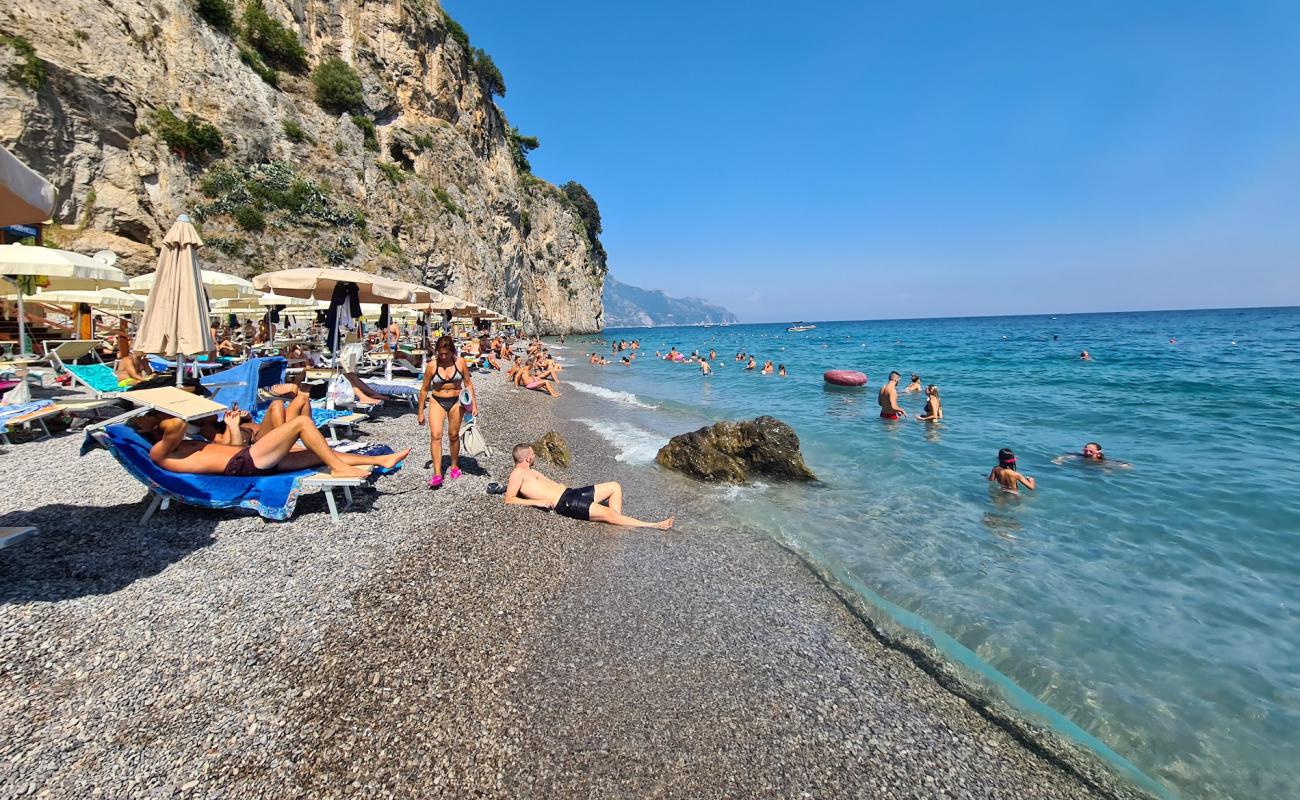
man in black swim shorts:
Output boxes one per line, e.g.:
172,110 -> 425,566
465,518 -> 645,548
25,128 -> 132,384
503,444 -> 674,529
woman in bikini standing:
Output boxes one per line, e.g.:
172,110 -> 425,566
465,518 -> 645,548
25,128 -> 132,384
418,335 -> 477,489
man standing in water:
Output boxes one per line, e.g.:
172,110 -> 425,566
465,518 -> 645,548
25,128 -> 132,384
504,444 -> 674,529
878,371 -> 907,420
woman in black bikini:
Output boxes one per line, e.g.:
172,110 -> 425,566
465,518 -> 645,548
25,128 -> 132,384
418,335 -> 477,489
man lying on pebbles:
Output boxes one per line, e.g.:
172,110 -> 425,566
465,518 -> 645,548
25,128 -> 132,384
132,411 -> 409,479
503,443 -> 674,529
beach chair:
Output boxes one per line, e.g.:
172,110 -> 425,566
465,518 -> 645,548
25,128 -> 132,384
0,400 -> 62,444
82,409 -> 400,525
43,339 -> 104,367
0,526 -> 37,550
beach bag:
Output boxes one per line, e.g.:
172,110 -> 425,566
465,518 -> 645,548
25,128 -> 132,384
459,417 -> 493,460
326,373 -> 353,408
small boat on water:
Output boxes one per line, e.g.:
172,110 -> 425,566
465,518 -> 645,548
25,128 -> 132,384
786,322 -> 815,332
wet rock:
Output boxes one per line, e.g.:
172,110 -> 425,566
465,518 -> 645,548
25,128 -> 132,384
530,431 -> 570,468
655,416 -> 816,484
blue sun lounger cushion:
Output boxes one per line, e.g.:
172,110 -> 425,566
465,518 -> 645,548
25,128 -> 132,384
83,423 -> 398,521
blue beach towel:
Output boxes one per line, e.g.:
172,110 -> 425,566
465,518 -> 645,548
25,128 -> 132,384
82,424 -> 399,521
66,363 -> 122,394
0,399 -> 54,426
365,379 -> 419,398
250,404 -> 352,428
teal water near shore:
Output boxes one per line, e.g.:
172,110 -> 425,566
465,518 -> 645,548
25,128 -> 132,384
557,307 -> 1300,800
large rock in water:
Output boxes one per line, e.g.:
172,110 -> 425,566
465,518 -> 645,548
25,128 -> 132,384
531,431 -> 570,468
655,416 -> 816,484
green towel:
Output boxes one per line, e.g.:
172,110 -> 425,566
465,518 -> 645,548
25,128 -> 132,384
67,363 -> 121,394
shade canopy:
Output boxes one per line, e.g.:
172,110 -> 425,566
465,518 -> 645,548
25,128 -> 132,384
387,280 -> 448,306
134,216 -> 215,359
360,303 -> 424,319
252,268 -> 415,304
0,145 -> 55,226
0,243 -> 126,290
14,287 -> 145,311
210,292 -> 317,313
128,268 -> 255,300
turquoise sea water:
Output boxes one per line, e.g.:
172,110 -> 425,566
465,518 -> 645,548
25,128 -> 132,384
556,308 -> 1300,800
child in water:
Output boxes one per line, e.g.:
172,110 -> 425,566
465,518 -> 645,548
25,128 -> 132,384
989,448 -> 1036,493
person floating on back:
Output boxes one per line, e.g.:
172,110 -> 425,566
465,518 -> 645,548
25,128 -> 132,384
878,371 -> 907,420
504,444 -> 673,529
989,448 -> 1035,493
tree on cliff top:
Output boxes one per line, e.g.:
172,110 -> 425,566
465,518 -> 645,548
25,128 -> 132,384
508,127 -> 539,174
562,181 -> 607,264
472,48 -> 506,98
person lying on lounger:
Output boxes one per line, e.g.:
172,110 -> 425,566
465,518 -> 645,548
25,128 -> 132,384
130,411 -> 408,479
504,444 -> 673,529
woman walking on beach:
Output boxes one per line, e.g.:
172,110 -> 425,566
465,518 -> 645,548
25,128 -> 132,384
418,335 -> 477,489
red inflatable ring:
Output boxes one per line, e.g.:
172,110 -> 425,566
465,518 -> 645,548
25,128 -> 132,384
823,370 -> 867,387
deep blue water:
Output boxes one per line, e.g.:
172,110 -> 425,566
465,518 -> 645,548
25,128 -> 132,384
556,308 -> 1300,800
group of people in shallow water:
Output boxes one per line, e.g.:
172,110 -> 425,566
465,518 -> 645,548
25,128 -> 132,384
877,371 -> 943,422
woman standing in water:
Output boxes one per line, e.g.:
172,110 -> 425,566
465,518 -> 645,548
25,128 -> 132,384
916,384 -> 943,421
418,335 -> 477,489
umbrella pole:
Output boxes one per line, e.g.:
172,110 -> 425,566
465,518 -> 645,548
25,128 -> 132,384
16,289 -> 26,357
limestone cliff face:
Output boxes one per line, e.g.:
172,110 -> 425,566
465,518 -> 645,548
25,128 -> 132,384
0,0 -> 605,333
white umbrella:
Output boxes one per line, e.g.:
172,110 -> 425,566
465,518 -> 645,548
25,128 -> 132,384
128,268 -> 256,300
134,215 -> 213,385
14,287 -> 145,312
0,243 -> 125,356
0,145 -> 55,226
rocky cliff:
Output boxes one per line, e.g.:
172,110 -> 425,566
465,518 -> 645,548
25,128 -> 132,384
0,0 -> 606,333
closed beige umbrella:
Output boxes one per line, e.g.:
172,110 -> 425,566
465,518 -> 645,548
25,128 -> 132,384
134,215 -> 213,385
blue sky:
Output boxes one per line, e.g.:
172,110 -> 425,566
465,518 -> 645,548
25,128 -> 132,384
446,1 -> 1300,322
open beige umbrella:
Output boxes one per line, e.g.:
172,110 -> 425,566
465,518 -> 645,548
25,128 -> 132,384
0,145 -> 55,227
0,243 -> 126,356
9,287 -> 145,312
128,268 -> 255,300
251,267 -> 414,304
134,215 -> 214,385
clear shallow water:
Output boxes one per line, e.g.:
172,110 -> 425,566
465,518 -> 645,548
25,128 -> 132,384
558,308 -> 1300,800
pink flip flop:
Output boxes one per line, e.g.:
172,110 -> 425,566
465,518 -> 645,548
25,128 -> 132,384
428,474 -> 443,489
448,467 -> 462,480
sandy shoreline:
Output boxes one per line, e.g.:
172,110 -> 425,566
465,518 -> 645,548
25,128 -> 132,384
0,369 -> 1148,798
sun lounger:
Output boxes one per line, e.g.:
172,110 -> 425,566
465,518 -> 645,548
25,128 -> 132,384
0,401 -> 62,444
82,417 -> 401,524
53,397 -> 121,424
59,362 -> 123,397
43,339 -> 104,367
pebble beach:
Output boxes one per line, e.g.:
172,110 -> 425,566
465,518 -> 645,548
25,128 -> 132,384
0,369 -> 1150,799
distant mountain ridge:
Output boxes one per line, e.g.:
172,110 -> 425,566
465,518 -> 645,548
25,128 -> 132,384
603,276 -> 739,328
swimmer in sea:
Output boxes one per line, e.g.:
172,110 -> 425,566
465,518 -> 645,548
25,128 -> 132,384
746,356 -> 757,371
1080,350 -> 1092,361
709,349 -> 717,360
778,364 -> 787,377
904,374 -> 922,393
1053,441 -> 1130,468
761,360 -> 774,375
916,384 -> 942,421
989,448 -> 1035,492
701,360 -> 711,376
878,371 -> 906,420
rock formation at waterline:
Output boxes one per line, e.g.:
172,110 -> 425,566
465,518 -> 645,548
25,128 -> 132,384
0,0 -> 606,333
656,416 -> 817,484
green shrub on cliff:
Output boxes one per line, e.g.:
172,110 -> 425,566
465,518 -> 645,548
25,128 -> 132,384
472,48 -> 506,97
562,181 -> 607,262
282,119 -> 311,144
350,114 -> 379,151
312,57 -> 366,114
195,162 -> 364,231
238,44 -> 278,87
1,34 -> 45,91
442,12 -> 470,50
194,0 -> 235,34
151,109 -> 225,162
233,206 -> 265,233
507,127 -> 539,174
241,0 -> 307,73
431,187 -> 465,220
377,161 -> 406,185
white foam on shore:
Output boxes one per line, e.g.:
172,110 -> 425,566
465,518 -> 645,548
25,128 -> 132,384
575,418 -> 665,463
567,381 -> 658,409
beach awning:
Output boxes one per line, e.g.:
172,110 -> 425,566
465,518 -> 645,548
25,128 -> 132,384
0,145 -> 55,227
128,268 -> 255,300
252,267 -> 415,304
0,243 -> 126,355
15,287 -> 145,312
211,292 -> 317,314
134,216 -> 215,377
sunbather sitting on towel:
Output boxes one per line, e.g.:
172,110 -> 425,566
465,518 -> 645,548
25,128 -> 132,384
131,411 -> 408,479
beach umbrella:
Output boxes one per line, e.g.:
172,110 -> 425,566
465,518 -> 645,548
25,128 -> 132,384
252,268 -> 415,367
24,287 -> 145,312
0,243 -> 126,356
0,145 -> 55,226
128,268 -> 255,300
134,215 -> 213,386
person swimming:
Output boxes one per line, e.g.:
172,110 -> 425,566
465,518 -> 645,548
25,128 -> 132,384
778,364 -> 787,377
1080,350 -> 1092,361
989,448 -> 1035,492
904,374 -> 922,393
1053,441 -> 1131,467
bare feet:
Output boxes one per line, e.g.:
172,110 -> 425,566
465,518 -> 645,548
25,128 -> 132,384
654,517 -> 675,530
379,449 -> 411,469
330,465 -> 373,479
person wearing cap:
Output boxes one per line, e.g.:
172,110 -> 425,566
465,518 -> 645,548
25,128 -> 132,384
989,448 -> 1036,492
